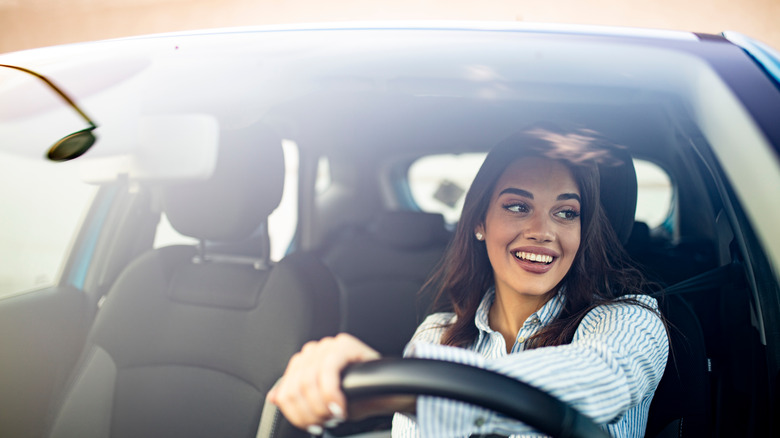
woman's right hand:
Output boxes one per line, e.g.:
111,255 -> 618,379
266,333 -> 381,434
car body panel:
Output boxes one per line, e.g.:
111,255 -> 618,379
724,31 -> 780,88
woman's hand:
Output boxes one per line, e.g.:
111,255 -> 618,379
266,333 -> 381,434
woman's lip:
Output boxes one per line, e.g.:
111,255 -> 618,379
511,247 -> 559,274
514,255 -> 556,274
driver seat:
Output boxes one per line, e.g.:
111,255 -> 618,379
603,157 -> 710,437
599,152 -> 710,437
47,124 -> 340,438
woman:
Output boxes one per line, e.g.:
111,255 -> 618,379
267,126 -> 669,437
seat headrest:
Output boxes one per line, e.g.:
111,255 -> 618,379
368,211 -> 450,250
599,150 -> 637,245
163,125 -> 285,242
625,221 -> 651,252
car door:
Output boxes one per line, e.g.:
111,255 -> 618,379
0,164 -> 159,437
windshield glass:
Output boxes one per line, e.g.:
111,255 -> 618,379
0,153 -> 97,298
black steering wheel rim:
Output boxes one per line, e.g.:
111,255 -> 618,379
341,358 -> 608,438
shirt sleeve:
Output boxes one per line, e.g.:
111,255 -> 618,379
407,295 -> 669,437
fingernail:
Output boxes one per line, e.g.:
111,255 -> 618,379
328,402 -> 345,420
307,425 -> 323,436
323,417 -> 342,428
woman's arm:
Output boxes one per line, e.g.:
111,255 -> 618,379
409,296 -> 669,437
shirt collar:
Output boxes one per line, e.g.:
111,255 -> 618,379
474,286 -> 566,334
474,287 -> 496,333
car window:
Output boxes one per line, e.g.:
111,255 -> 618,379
153,213 -> 199,248
634,160 -> 674,230
0,152 -> 98,299
407,153 -> 485,225
268,139 -> 299,260
408,154 -> 674,230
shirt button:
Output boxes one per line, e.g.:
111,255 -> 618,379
518,336 -> 526,343
474,417 -> 486,427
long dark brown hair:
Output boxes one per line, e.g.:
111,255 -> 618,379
425,125 -> 659,349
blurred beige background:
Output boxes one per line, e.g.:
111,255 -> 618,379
1,0 -> 779,54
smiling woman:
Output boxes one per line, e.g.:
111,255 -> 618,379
268,125 -> 668,438
476,157 -> 582,328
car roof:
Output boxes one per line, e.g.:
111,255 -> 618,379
109,21 -> 698,41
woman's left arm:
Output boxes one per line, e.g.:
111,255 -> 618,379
409,296 -> 669,437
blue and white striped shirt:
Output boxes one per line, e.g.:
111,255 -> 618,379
391,288 -> 668,437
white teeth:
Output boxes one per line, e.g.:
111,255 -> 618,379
514,251 -> 553,264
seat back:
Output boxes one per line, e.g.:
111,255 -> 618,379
646,293 -> 711,437
599,153 -> 711,437
623,228 -> 713,433
320,211 -> 451,356
48,125 -> 340,438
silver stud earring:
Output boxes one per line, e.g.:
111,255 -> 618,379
475,232 -> 484,241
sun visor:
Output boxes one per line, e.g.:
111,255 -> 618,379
77,114 -> 219,183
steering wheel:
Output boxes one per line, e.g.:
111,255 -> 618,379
341,358 -> 608,438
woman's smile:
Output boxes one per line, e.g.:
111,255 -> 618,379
512,246 -> 558,273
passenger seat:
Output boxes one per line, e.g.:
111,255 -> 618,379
47,125 -> 340,438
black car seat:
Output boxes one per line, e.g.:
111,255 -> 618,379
47,125 -> 340,438
579,154 -> 710,437
619,211 -> 712,433
646,293 -> 710,437
319,211 -> 452,357
626,220 -> 718,437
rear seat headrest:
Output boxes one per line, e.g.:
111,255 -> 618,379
626,221 -> 651,249
368,211 -> 450,250
164,125 -> 285,242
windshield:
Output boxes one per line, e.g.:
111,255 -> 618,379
0,153 -> 97,298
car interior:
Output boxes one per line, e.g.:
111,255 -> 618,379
0,30 -> 777,438
25,115 -> 769,438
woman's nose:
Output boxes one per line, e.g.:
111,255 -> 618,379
523,214 -> 555,242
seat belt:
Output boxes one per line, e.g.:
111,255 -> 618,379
652,262 -> 740,298
256,395 -> 284,438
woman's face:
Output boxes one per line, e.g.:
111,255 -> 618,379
476,157 -> 581,302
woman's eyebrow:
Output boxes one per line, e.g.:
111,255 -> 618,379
498,188 -> 580,203
558,193 -> 581,203
498,188 -> 533,198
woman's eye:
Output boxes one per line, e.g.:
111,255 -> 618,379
554,209 -> 581,220
503,203 -> 529,213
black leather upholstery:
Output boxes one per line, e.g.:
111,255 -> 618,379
602,156 -> 711,437
598,151 -> 637,245
320,211 -> 451,357
48,125 -> 340,438
163,127 -> 285,243
624,232 -> 712,432
646,294 -> 711,437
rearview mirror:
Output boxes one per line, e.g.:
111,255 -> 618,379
0,64 -> 98,162
47,127 -> 97,162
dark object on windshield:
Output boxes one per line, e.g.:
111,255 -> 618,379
0,64 -> 98,161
